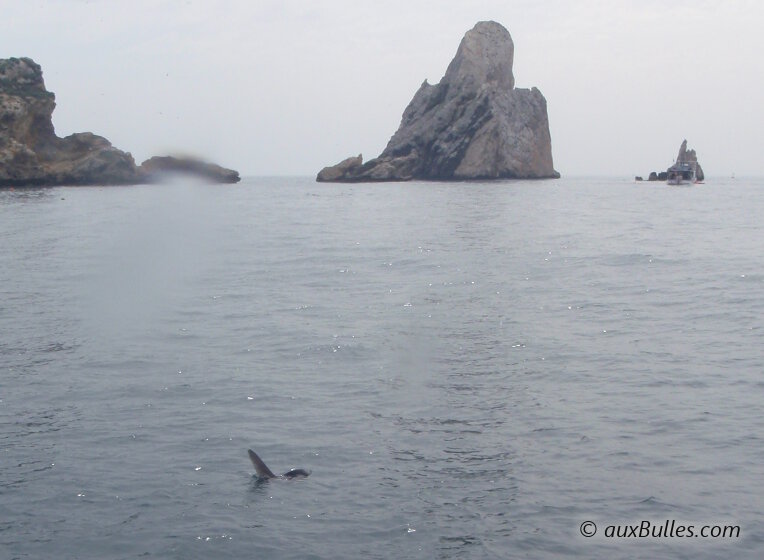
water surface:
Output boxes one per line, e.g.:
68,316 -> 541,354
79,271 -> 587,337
1,176 -> 763,559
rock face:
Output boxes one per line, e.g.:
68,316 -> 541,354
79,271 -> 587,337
0,57 -> 240,186
674,139 -> 704,181
645,140 -> 704,182
0,57 -> 142,186
316,21 -> 559,182
316,154 -> 363,182
140,156 -> 240,183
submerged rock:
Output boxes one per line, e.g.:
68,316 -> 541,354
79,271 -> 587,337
140,156 -> 240,183
317,21 -> 559,182
0,57 -> 240,187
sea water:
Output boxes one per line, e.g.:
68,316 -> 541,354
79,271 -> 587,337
1,176 -> 763,559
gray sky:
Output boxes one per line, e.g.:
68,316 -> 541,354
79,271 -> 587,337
3,0 -> 763,176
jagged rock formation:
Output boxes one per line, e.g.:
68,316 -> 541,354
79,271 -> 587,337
140,156 -> 240,183
317,21 -> 559,182
645,140 -> 704,182
674,140 -> 704,181
0,57 -> 240,186
0,57 -> 141,186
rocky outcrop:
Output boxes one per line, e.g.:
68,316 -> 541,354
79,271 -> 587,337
317,154 -> 363,182
0,57 -> 142,186
674,140 -> 704,181
317,21 -> 559,182
0,57 -> 240,186
140,156 -> 240,183
645,140 -> 704,182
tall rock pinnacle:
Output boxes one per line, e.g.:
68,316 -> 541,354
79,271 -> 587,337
317,21 -> 559,182
443,20 -> 515,94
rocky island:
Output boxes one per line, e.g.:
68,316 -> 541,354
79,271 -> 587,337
0,57 -> 239,186
317,21 -> 559,182
140,156 -> 240,184
641,140 -> 704,183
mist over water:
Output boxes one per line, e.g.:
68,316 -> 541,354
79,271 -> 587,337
1,177 -> 763,559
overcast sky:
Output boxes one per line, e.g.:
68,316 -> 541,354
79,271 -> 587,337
3,0 -> 763,176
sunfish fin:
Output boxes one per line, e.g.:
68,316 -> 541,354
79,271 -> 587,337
248,449 -> 277,479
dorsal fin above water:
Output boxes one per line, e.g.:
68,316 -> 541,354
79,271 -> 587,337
248,449 -> 277,479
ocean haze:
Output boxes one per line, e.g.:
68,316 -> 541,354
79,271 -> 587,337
1,177 -> 763,558
2,0 -> 762,177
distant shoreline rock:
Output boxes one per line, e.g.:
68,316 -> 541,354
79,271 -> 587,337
0,57 -> 239,187
140,156 -> 240,184
317,21 -> 559,183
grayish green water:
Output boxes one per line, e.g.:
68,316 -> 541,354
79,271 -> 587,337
1,177 -> 763,559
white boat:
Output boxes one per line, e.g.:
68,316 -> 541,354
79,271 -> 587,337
665,140 -> 704,185
666,160 -> 699,185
